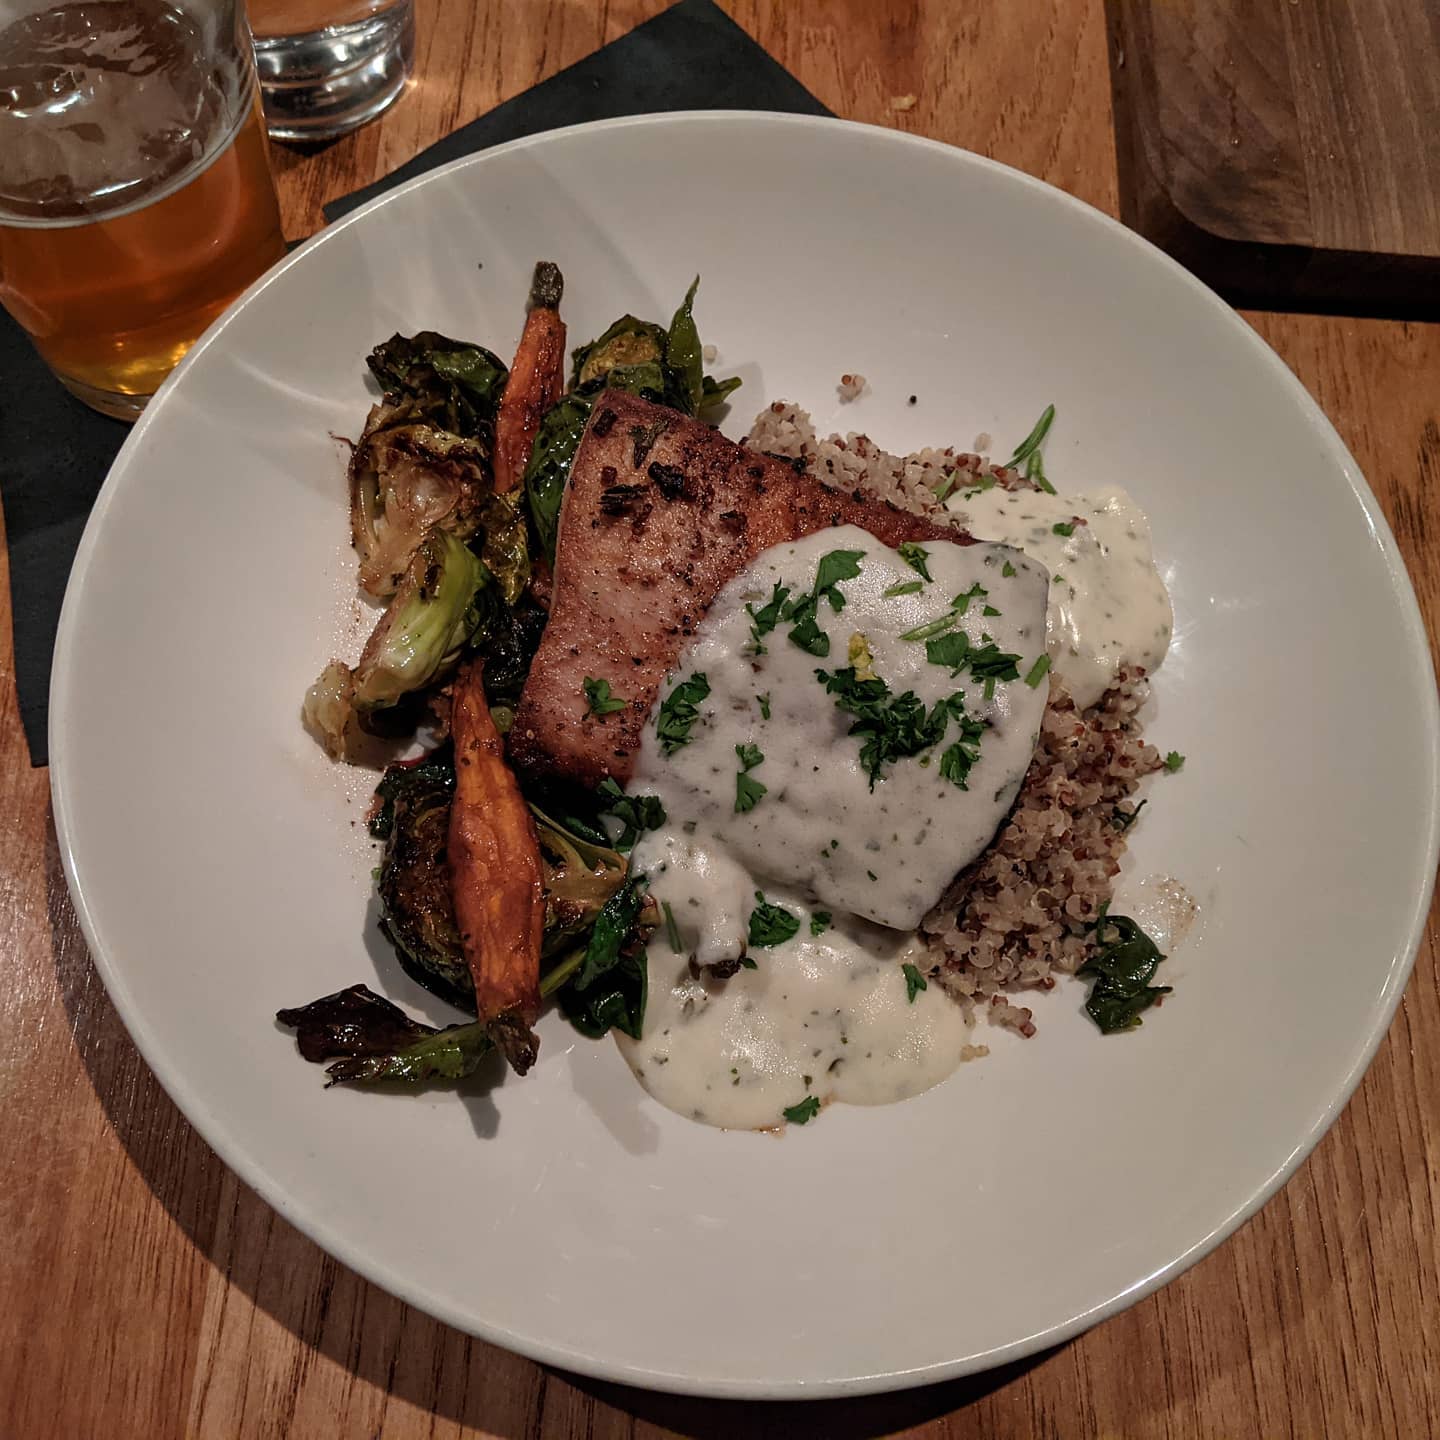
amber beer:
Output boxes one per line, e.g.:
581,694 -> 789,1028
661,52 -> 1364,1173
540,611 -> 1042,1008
0,1 -> 287,418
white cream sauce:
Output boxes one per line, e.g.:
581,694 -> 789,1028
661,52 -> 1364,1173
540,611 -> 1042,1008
947,481 -> 1172,709
616,526 -> 1051,1128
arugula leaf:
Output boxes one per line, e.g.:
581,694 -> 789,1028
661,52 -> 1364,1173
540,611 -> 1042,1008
783,1095 -> 821,1125
748,891 -> 800,947
596,776 -> 666,852
656,672 -> 710,754
810,910 -> 832,936
734,742 -> 768,813
897,542 -> 932,581
746,580 -> 790,654
902,963 -> 928,1002
584,676 -> 627,716
1079,910 -> 1171,1033
1164,750 -> 1186,772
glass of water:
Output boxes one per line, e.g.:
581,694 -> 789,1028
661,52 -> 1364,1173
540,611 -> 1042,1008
0,0 -> 288,418
247,0 -> 414,141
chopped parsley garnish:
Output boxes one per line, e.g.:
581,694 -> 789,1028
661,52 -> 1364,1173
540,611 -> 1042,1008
924,631 -> 1021,684
1023,655 -> 1052,688
954,582 -> 988,615
734,742 -> 768,813
938,714 -> 987,789
813,548 -> 865,598
810,910 -> 832,936
746,580 -> 790,654
596,777 -> 666,851
783,1095 -> 821,1125
784,597 -> 829,656
883,579 -> 924,598
656,672 -> 710,754
897,542 -> 932,581
1079,907 -> 1171,1033
1052,521 -> 1075,538
901,614 -> 960,643
662,900 -> 684,955
815,665 -> 977,788
1164,750 -> 1186,772
583,676 -> 627,716
982,604 -> 1001,617
1112,799 -> 1148,832
748,891 -> 800,947
740,956 -> 758,970
902,963 -> 928,1003
756,691 -> 772,720
1002,560 -> 1017,577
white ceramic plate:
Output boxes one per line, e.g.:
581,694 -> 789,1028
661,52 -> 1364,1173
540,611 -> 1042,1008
51,113 -> 1439,1398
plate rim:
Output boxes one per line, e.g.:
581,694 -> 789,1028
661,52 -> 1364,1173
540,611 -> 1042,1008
47,109 -> 1440,1398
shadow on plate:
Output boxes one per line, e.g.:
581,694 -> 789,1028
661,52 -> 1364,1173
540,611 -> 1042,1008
43,807 -> 1052,1434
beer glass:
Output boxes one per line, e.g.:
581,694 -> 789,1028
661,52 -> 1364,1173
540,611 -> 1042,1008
0,1 -> 288,419
247,0 -> 413,141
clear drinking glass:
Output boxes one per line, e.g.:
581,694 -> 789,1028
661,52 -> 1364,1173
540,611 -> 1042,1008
0,0 -> 288,419
247,0 -> 413,141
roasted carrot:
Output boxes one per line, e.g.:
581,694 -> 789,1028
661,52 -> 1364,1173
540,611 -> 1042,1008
493,260 -> 566,494
447,658 -> 545,1072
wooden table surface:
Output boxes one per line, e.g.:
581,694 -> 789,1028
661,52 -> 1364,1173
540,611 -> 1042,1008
2,2 -> 1437,1435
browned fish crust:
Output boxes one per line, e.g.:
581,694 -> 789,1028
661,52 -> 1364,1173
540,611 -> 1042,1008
510,393 -> 968,789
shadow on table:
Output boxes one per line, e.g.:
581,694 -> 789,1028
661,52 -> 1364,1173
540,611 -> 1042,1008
43,811 -> 1053,1437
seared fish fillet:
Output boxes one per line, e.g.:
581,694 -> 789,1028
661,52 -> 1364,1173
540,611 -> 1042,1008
509,393 -> 966,788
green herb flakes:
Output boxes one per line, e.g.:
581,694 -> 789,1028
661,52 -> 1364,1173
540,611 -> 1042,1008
596,777 -> 666,851
809,910 -> 832,936
783,1095 -> 821,1125
746,580 -> 790,654
897,542 -> 932,581
1006,403 -> 1055,469
1052,521 -> 1075,538
583,676 -> 626,716
734,742 -> 768,813
1164,750 -> 1186,772
902,963 -> 928,1003
1023,655 -> 1052,688
662,900 -> 684,955
757,691 -> 772,720
884,579 -> 924,598
656,672 -> 710,754
748,892 -> 801,947
1002,560 -> 1017,578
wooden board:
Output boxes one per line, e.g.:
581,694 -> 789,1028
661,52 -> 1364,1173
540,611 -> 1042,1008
1107,0 -> 1440,313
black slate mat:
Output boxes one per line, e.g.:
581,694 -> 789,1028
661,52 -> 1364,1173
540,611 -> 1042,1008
0,0 -> 828,765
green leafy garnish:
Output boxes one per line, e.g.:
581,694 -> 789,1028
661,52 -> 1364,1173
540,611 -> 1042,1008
901,614 -> 959,643
757,691 -> 772,720
584,676 -> 627,716
1079,909 -> 1170,1033
735,742 -> 768,813
1006,403 -> 1055,469
662,900 -> 684,955
783,1095 -> 821,1125
938,714 -> 987,789
924,631 -> 1021,684
954,582 -> 987,615
596,776 -> 666,852
902,963 -> 928,1003
746,580 -> 790,654
1052,521 -> 1075,538
814,548 -> 865,598
656,672 -> 710,754
784,596 -> 830,657
815,666 -> 971,788
883,580 -> 924,598
982,604 -> 1001,617
664,276 -> 705,414
779,549 -> 866,656
897,542 -> 932,581
1002,560 -> 1017,577
1164,750 -> 1186,772
748,891 -> 801,947
1024,655 -> 1052,688
557,876 -> 651,1041
810,910 -> 832,936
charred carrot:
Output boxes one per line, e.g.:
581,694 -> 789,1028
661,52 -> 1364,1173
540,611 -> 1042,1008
447,658 -> 545,1072
494,261 -> 566,494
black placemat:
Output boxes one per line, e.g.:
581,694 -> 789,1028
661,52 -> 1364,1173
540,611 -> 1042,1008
0,0 -> 828,766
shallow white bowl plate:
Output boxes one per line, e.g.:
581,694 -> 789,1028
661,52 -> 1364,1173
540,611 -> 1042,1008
51,114 -> 1439,1397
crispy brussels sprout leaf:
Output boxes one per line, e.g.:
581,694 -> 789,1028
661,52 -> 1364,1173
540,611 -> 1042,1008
530,805 -> 628,957
700,372 -> 742,411
367,331 -> 508,437
571,316 -> 665,390
348,398 -> 492,598
664,275 -> 704,414
522,393 -> 590,565
477,492 -> 530,605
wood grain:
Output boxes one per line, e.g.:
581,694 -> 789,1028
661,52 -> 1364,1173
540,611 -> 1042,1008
1108,0 -> 1440,312
2,2 -> 1437,1436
